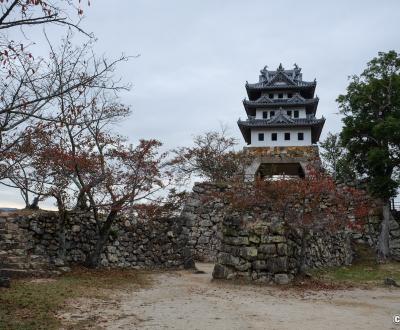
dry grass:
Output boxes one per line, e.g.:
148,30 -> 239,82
0,267 -> 151,330
311,244 -> 400,287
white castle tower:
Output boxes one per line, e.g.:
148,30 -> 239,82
238,64 -> 325,178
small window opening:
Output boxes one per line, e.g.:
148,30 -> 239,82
284,132 -> 290,140
271,133 -> 277,141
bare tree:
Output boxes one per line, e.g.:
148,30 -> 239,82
0,0 -> 89,32
0,1 -> 93,173
0,30 -> 128,155
3,33 -> 131,261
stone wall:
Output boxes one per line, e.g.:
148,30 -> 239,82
212,213 -> 353,284
243,146 -> 322,178
0,210 -> 192,276
181,183 -> 226,262
391,211 -> 400,260
244,145 -> 320,159
182,182 -> 400,264
0,213 -> 52,278
352,208 -> 400,261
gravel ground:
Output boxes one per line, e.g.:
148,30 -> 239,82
60,263 -> 400,330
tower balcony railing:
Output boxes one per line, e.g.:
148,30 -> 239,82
241,115 -> 317,122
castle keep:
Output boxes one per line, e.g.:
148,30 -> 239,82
238,64 -> 325,178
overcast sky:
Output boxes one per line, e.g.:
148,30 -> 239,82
1,0 -> 400,208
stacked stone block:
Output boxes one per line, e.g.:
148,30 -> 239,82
213,214 -> 353,284
181,183 -> 227,261
0,213 -> 53,278
0,211 -> 192,275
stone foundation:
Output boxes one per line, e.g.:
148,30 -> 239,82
182,182 -> 400,278
243,146 -> 322,178
212,213 -> 353,284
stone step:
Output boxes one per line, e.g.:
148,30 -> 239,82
0,226 -> 23,232
0,242 -> 29,249
29,254 -> 48,261
0,262 -> 29,270
2,256 -> 27,263
0,261 -> 50,270
0,235 -> 31,242
0,268 -> 47,278
0,249 -> 30,256
29,262 -> 50,270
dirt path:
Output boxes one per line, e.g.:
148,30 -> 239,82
63,263 -> 400,330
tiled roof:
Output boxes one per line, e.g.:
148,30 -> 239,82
246,80 -> 316,89
239,64 -> 324,144
243,94 -> 319,107
237,116 -> 325,145
237,117 -> 325,128
246,64 -> 316,90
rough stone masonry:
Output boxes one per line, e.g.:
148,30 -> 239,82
212,213 -> 353,285
181,182 -> 400,284
1,181 -> 400,284
0,210 -> 192,278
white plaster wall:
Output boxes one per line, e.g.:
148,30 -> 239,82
261,91 -> 293,99
250,127 -> 312,147
255,107 -> 306,119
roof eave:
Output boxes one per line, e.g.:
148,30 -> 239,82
237,120 -> 251,144
246,82 -> 316,90
244,97 -> 319,109
311,118 -> 325,143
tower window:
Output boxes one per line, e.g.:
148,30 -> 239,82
284,132 -> 290,140
294,110 -> 299,118
288,93 -> 293,98
271,133 -> 277,141
262,111 -> 268,119
269,93 -> 274,98
278,93 -> 283,99
258,133 -> 264,141
298,132 -> 304,141
286,110 -> 292,117
270,111 -> 275,117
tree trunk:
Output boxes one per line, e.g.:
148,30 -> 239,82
75,192 -> 89,210
377,201 -> 391,262
21,189 -> 30,209
297,230 -> 308,275
85,211 -> 117,268
28,196 -> 40,210
55,197 -> 67,262
57,211 -> 67,261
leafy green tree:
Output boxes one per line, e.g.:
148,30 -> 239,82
319,132 -> 358,182
319,132 -> 343,179
338,50 -> 400,261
